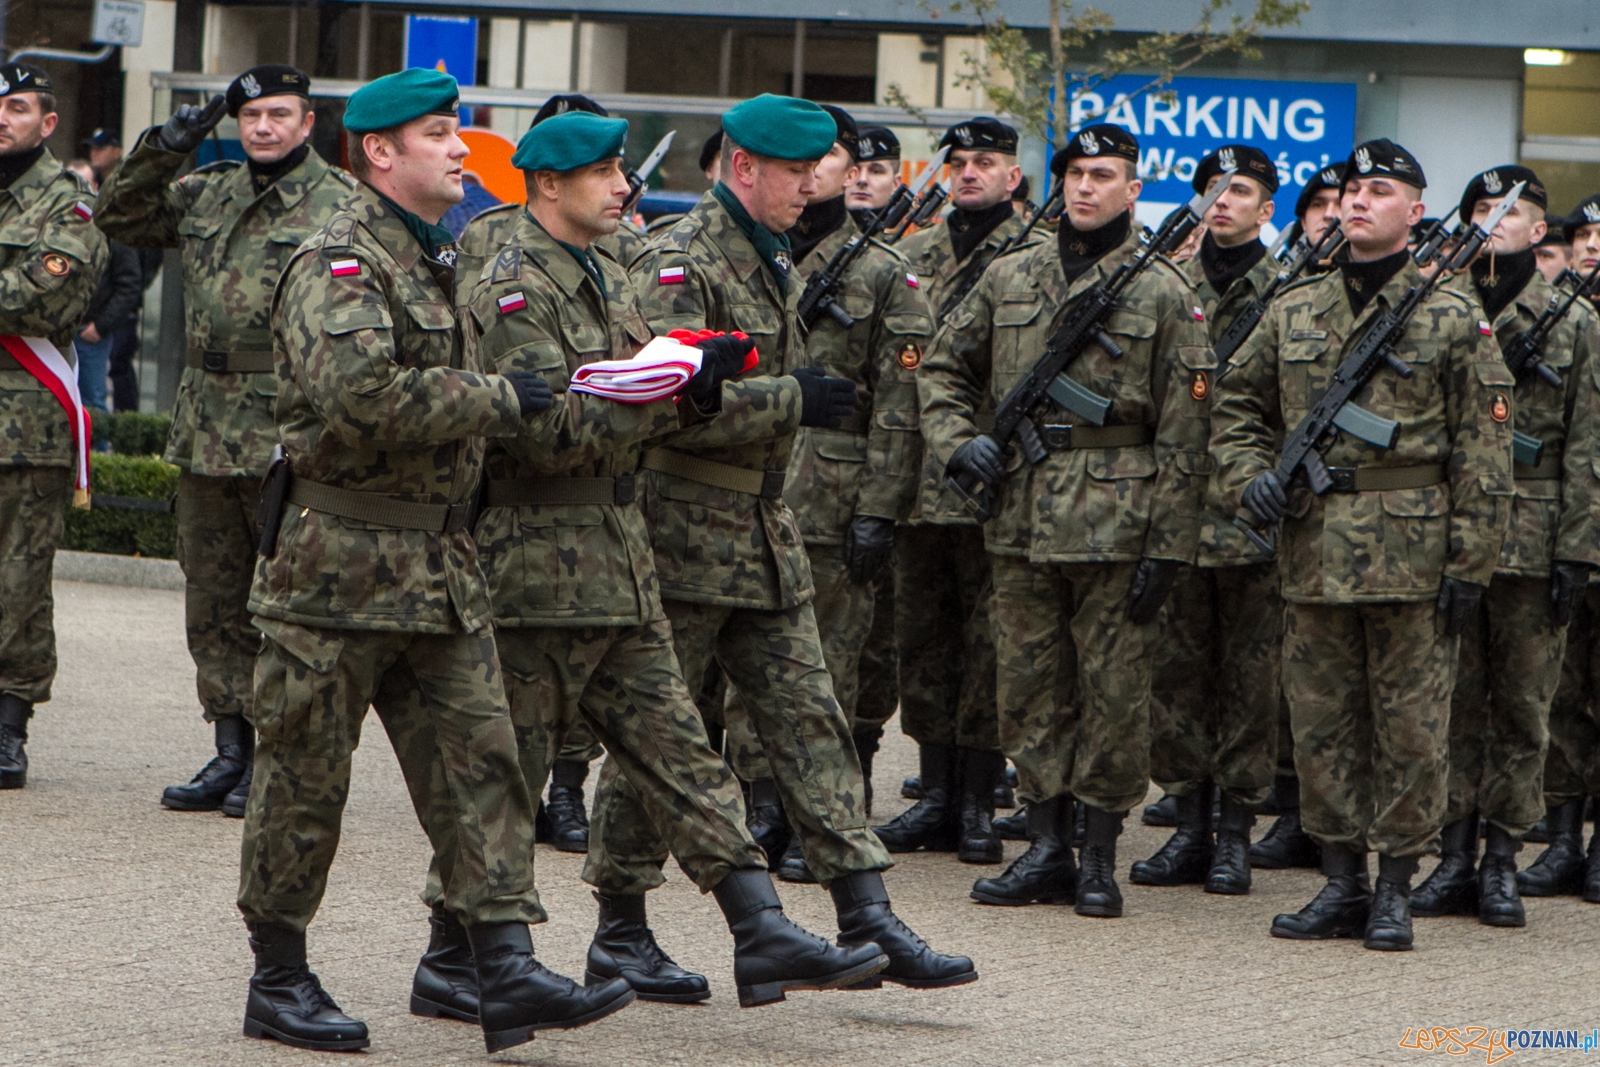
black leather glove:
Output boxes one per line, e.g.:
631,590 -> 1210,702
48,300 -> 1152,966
684,334 -> 755,404
504,371 -> 552,416
844,515 -> 896,586
791,367 -> 858,429
1551,561 -> 1591,627
157,94 -> 228,155
948,435 -> 1006,486
1127,558 -> 1181,625
1242,469 -> 1288,523
1436,576 -> 1486,637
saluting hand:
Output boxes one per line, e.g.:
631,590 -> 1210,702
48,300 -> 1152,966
158,94 -> 228,155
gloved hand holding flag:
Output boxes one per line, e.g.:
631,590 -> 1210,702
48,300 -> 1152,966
568,331 -> 760,404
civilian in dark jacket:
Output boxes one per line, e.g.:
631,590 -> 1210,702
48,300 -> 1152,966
77,238 -> 141,415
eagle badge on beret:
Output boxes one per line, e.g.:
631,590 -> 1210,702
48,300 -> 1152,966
1356,147 -> 1372,174
241,73 -> 261,99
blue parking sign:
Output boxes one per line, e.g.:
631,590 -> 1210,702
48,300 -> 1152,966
404,14 -> 477,84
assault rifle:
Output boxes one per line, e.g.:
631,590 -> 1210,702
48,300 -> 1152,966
936,179 -> 1067,320
797,146 -> 949,329
887,177 -> 951,244
1412,207 -> 1460,269
945,173 -> 1235,521
1213,219 -> 1344,374
1267,220 -> 1300,264
1500,259 -> 1600,389
1234,181 -> 1527,553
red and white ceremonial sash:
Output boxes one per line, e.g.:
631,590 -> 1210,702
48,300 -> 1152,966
1,335 -> 92,507
569,336 -> 705,404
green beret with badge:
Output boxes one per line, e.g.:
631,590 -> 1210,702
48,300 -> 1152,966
720,93 -> 836,162
342,67 -> 459,134
511,111 -> 629,173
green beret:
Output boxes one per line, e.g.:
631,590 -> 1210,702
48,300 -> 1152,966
343,67 -> 459,134
721,94 -> 835,162
511,111 -> 629,173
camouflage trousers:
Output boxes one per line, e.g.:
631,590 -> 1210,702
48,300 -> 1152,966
175,472 -> 262,723
989,556 -> 1153,814
855,570 -> 899,737
1446,575 -> 1566,836
1148,562 -> 1282,807
556,717 -> 603,765
0,466 -> 70,704
1545,586 -> 1600,805
1283,600 -> 1457,858
238,621 -> 540,931
893,523 -> 999,752
585,598 -> 890,891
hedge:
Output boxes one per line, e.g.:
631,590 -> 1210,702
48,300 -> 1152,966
61,452 -> 180,558
91,411 -> 172,457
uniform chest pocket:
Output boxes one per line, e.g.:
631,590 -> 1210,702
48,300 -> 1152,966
992,298 -> 1044,389
1281,337 -> 1328,413
620,307 -> 652,347
267,225 -> 308,248
400,301 -> 455,368
178,216 -> 223,240
729,303 -> 782,370
560,320 -> 610,357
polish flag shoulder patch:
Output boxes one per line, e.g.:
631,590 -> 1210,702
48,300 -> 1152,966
906,273 -> 920,289
329,258 -> 361,278
1193,307 -> 1205,322
72,201 -> 93,221
659,266 -> 687,285
497,292 -> 527,315
1478,320 -> 1493,336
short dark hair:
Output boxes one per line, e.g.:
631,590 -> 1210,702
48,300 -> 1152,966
345,128 -> 401,182
36,92 -> 55,116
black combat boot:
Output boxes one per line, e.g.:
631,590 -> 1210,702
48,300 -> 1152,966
1478,824 -> 1526,927
1270,846 -> 1371,940
957,749 -> 1005,864
871,743 -> 958,853
544,758 -> 591,853
902,774 -> 921,800
993,805 -> 1028,841
585,892 -> 710,1002
775,835 -> 816,884
970,795 -> 1076,906
467,921 -> 635,1053
1249,775 -> 1322,869
1364,854 -> 1418,951
1075,805 -> 1125,917
1142,793 -> 1177,827
832,871 -> 977,988
1130,782 -> 1213,887
1525,810 -> 1552,844
221,758 -> 254,818
853,729 -> 881,816
1583,827 -> 1600,904
995,764 -> 1018,809
411,905 -> 479,1022
162,717 -> 252,811
0,694 -> 32,790
1518,799 -> 1586,897
243,923 -> 370,1051
712,869 -> 888,1007
1411,814 -> 1479,917
1205,794 -> 1255,895
745,778 -> 791,863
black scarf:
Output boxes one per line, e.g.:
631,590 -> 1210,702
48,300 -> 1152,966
1198,232 -> 1266,297
948,200 -> 1014,263
1057,210 -> 1131,286
0,145 -> 45,190
1336,247 -> 1410,316
248,144 -> 309,193
1471,246 -> 1537,322
788,195 -> 848,265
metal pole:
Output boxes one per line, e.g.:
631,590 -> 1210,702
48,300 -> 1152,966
568,12 -> 580,91
286,3 -> 299,67
717,26 -> 732,99
0,0 -> 11,63
791,19 -> 804,98
355,2 -> 370,81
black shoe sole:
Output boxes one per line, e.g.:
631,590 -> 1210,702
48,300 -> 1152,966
1362,936 -> 1413,952
969,888 -> 1074,906
1074,902 -> 1122,918
957,846 -> 1003,865
851,965 -> 980,990
160,795 -> 227,811
1270,921 -> 1365,941
584,968 -> 711,1004
1410,899 -> 1477,918
0,770 -> 24,790
1478,911 -> 1527,928
1517,873 -> 1584,897
1204,878 -> 1251,896
1129,868 -> 1208,887
737,954 -> 889,1008
243,1016 -> 370,1051
409,991 -> 478,1023
482,986 -> 637,1053
550,839 -> 589,854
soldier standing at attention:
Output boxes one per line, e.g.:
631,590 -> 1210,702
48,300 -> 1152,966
593,93 -> 974,990
239,69 -> 635,1054
876,118 -> 1025,859
1213,139 -> 1515,952
1135,144 -> 1284,896
922,125 -> 1212,916
846,125 -> 901,229
0,63 -> 108,790
95,67 -> 356,817
1534,214 -> 1572,284
1411,167 -> 1600,927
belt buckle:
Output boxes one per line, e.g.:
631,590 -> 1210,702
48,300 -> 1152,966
444,502 -> 472,533
1327,468 -> 1356,493
614,474 -> 636,506
761,470 -> 787,499
202,349 -> 228,373
1041,425 -> 1073,451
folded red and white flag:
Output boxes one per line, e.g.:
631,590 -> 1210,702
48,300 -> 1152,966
1,335 -> 92,507
569,336 -> 705,404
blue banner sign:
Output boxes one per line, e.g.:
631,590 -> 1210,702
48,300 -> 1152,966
404,14 -> 477,84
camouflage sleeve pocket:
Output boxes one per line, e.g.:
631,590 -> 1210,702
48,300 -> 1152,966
324,302 -> 393,336
992,299 -> 1041,328
882,312 -> 933,338
1474,361 -> 1516,387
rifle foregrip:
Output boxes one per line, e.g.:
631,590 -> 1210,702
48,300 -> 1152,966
1535,361 -> 1564,388
826,300 -> 855,329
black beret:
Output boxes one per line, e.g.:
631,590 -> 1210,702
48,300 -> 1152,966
533,94 -> 608,126
226,65 -> 310,118
1538,212 -> 1569,248
699,129 -> 723,172
0,63 -> 51,97
1565,196 -> 1600,241
1342,138 -> 1426,190
939,117 -> 1018,156
1050,123 -> 1139,176
1295,162 -> 1344,221
1193,143 -> 1279,195
856,125 -> 899,163
819,104 -> 859,161
1459,164 -> 1547,223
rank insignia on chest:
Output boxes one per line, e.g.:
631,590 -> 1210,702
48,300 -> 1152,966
1479,320 -> 1493,336
1192,307 -> 1205,322
906,273 -> 919,289
897,341 -> 923,369
497,292 -> 527,315
40,253 -> 69,277
659,266 -> 686,285
330,258 -> 361,278
1190,370 -> 1209,401
1491,393 -> 1510,423
72,201 -> 92,221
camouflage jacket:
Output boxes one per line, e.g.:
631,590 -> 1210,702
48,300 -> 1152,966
95,131 -> 356,477
1444,269 -> 1600,576
1212,260 -> 1515,605
897,210 -> 1029,525
467,210 -> 690,628
1185,248 -> 1281,568
631,191 -> 809,611
457,201 -> 518,308
0,150 -> 106,469
920,226 -> 1212,564
786,222 -> 932,543
249,183 -> 524,635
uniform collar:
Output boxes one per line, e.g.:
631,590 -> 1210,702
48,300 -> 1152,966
696,190 -> 783,301
1044,221 -> 1143,309
0,147 -> 61,208
347,182 -> 424,271
513,209 -> 601,299
797,219 -> 855,276
267,146 -> 330,211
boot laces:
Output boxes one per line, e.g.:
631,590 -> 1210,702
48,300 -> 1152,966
189,751 -> 241,786
1081,844 -> 1113,882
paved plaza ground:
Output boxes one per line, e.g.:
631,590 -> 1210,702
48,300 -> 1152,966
3,579 -> 1598,1066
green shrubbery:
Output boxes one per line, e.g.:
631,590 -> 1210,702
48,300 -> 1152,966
61,446 -> 180,559
90,410 -> 171,457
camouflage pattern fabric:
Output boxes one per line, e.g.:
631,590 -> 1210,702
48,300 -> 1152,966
95,130 -> 357,478
854,572 -> 899,737
175,473 -> 262,723
1545,584 -> 1600,805
0,467 -> 71,703
556,717 -> 604,764
456,201 -> 517,309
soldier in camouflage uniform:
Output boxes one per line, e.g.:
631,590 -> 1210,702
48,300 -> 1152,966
881,118 -> 1025,857
1136,145 -> 1285,897
1213,139 -> 1515,952
237,69 -> 637,1054
1409,167 -> 1600,928
924,125 -> 1211,918
0,63 -> 109,790
95,66 -> 356,817
593,93 -> 973,991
